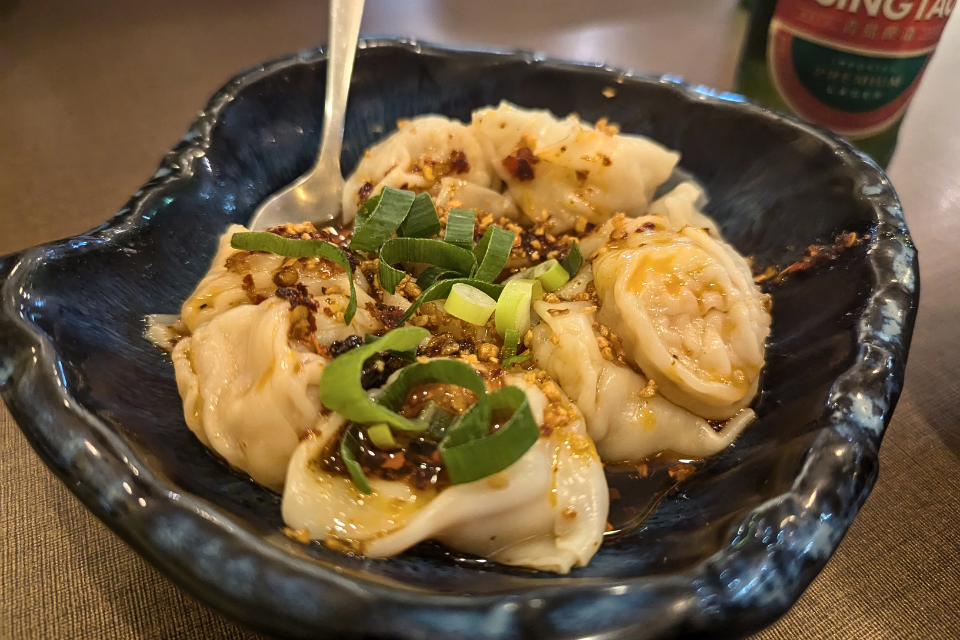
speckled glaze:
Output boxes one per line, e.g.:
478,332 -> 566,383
0,40 -> 918,640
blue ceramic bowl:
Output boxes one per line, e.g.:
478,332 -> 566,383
0,40 -> 918,640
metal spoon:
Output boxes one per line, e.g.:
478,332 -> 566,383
247,0 -> 365,230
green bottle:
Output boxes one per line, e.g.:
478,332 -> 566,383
734,0 -> 955,167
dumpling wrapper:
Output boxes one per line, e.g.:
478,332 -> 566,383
281,374 -> 608,573
180,224 -> 383,342
470,101 -> 679,233
531,300 -> 752,462
341,115 -> 497,222
590,217 -> 771,419
434,177 -> 521,220
647,181 -> 720,238
172,299 -> 328,490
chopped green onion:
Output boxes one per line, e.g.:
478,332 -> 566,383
366,423 -> 398,449
503,353 -> 535,367
419,401 -> 458,441
375,359 -> 489,445
378,238 -> 477,294
502,329 -> 520,360
416,265 -> 458,289
529,278 -> 544,300
531,259 -> 571,292
444,208 -> 476,249
473,225 -> 516,282
340,425 -> 372,494
379,263 -> 407,296
560,241 -> 583,277
354,193 -> 381,229
334,353 -> 541,491
230,232 -> 357,324
495,279 -> 533,336
439,385 -> 539,485
319,326 -> 429,431
349,186 -> 416,252
398,192 -> 441,239
505,271 -> 544,300
376,359 -> 487,413
445,283 -> 497,325
441,395 -> 491,449
363,333 -> 416,361
398,278 -> 504,326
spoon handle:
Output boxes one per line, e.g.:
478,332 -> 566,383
316,0 -> 365,175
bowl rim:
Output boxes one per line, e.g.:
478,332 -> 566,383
0,38 -> 919,640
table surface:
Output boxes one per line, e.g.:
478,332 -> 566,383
2,1 -> 958,638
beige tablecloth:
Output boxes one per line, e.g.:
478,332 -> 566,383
2,1 -> 959,638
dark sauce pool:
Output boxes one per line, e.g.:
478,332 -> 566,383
603,452 -> 703,538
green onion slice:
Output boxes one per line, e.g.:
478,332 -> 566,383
503,353 -> 535,367
363,333 -> 417,362
319,326 -> 429,431
531,259 -> 571,292
366,423 -> 398,450
340,424 -> 373,494
505,270 -> 544,300
378,238 -> 477,294
560,241 -> 583,277
495,279 -> 533,336
502,328 -> 520,360
473,225 -> 516,282
419,401 -> 458,441
444,208 -> 476,249
354,193 -> 382,229
398,278 -> 504,326
416,265 -> 458,289
376,359 -> 487,413
398,192 -> 441,239
445,283 -> 497,326
230,232 -> 357,324
349,186 -> 416,253
439,385 -> 540,485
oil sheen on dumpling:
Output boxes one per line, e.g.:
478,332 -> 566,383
281,374 -> 608,573
172,298 -> 326,490
180,224 -> 382,342
342,115 -> 497,222
530,300 -> 752,462
470,101 -> 679,233
591,217 -> 771,420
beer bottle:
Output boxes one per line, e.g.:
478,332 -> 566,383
734,0 -> 955,167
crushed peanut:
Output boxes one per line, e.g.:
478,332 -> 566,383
639,378 -> 658,398
477,343 -> 500,362
540,380 -> 562,402
594,117 -> 620,136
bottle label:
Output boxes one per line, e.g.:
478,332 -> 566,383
767,0 -> 954,138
